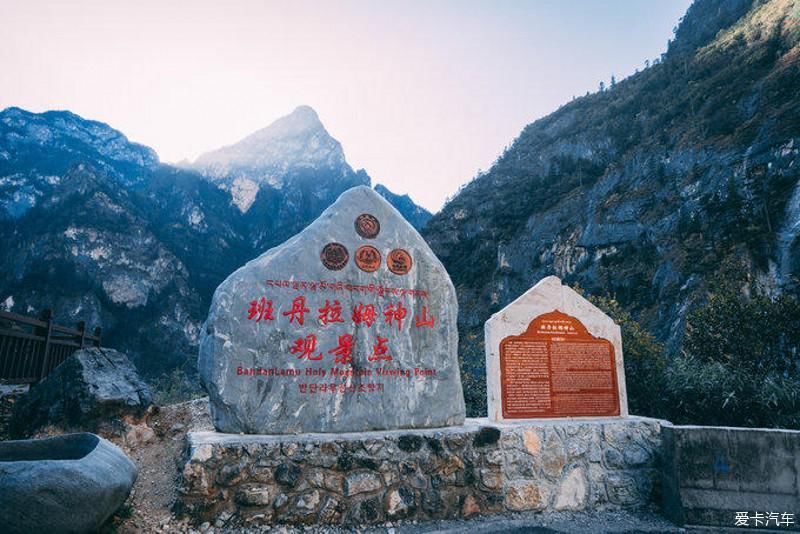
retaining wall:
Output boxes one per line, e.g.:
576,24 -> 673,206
179,417 -> 663,527
662,424 -> 800,530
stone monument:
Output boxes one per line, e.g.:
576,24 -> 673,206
199,186 -> 465,434
485,276 -> 628,421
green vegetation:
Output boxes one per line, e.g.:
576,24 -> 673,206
592,273 -> 800,429
665,284 -> 800,428
150,366 -> 204,406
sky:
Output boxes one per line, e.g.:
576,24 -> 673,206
0,0 -> 692,212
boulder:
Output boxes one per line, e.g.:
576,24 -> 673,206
10,347 -> 152,437
0,432 -> 137,533
199,186 -> 465,433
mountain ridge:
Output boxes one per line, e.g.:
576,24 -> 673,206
423,0 -> 800,413
0,105 -> 430,380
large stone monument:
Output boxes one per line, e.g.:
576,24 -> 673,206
485,276 -> 628,421
199,186 -> 465,434
184,271 -> 662,528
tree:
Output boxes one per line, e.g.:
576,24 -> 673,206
610,75 -> 617,87
599,81 -> 606,92
665,282 -> 800,428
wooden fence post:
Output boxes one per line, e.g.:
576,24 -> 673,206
77,320 -> 87,348
38,309 -> 54,380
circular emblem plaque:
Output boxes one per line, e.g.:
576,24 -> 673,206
355,245 -> 381,272
387,248 -> 413,275
320,242 -> 349,271
355,213 -> 380,239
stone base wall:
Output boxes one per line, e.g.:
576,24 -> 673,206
178,417 -> 663,527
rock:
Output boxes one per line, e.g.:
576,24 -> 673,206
352,496 -> 382,523
344,470 -> 382,496
505,481 -> 545,511
236,485 -> 274,506
274,462 -> 302,487
523,429 -> 541,455
199,186 -> 465,433
472,427 -> 501,447
461,494 -> 481,517
294,489 -> 321,513
318,495 -> 342,523
479,468 -> 503,490
541,432 -> 567,478
484,276 -> 628,421
384,486 -> 416,518
554,467 -> 588,511
0,433 -> 137,533
606,473 -> 641,505
125,422 -> 156,447
10,347 -> 152,437
398,434 -> 423,453
273,493 -> 289,508
623,442 -> 652,466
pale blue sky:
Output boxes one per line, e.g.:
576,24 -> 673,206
0,0 -> 692,211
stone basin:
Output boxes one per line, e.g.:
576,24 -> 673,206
0,432 -> 138,533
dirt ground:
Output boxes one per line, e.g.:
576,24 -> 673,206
105,398 -> 212,533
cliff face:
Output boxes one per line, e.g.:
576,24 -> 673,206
423,0 -> 800,382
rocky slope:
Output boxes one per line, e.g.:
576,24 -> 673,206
0,106 -> 428,379
423,0 -> 800,389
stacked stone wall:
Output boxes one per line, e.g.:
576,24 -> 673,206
179,417 -> 663,527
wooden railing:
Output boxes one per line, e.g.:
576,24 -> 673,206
0,310 -> 101,383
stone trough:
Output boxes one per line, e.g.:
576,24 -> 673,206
0,432 -> 138,533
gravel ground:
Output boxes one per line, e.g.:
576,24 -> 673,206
182,508 -> 686,534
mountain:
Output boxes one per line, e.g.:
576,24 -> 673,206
0,108 -> 246,377
0,106 -> 429,381
187,106 -> 429,246
423,0 -> 800,399
374,184 -> 432,229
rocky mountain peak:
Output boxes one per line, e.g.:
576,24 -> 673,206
0,106 -> 159,171
191,105 -> 347,184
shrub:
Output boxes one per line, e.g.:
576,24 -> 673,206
150,366 -> 204,406
665,286 -> 800,428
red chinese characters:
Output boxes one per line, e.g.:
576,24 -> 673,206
282,296 -> 310,325
369,336 -> 392,362
247,298 -> 275,322
247,294 -> 435,331
328,334 -> 354,364
289,334 -> 323,360
415,306 -> 435,328
244,293 -> 440,367
318,299 -> 344,326
352,303 -> 377,327
383,301 -> 407,331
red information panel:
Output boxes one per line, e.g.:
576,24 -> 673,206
500,310 -> 620,418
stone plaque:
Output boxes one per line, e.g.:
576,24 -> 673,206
199,186 -> 465,434
485,276 -> 628,421
500,310 -> 620,418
